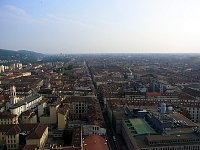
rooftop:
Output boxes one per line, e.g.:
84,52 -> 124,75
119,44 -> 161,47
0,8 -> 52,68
83,134 -> 109,150
20,109 -> 36,117
26,124 -> 48,139
22,145 -> 38,150
146,92 -> 161,97
124,118 -> 156,136
171,112 -> 197,127
0,111 -> 18,119
11,95 -> 41,108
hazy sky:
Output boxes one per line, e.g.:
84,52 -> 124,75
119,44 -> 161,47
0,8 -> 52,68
0,0 -> 200,54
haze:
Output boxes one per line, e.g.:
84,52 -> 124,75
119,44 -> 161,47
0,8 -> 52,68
0,0 -> 200,54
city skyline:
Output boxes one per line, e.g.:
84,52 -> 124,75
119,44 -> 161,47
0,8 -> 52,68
1,0 -> 200,54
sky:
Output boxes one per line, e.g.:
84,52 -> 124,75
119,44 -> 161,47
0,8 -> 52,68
0,0 -> 200,54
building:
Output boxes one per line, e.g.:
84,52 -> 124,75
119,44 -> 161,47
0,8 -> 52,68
0,95 -> 5,112
19,110 -> 37,124
83,134 -> 109,150
0,124 -> 20,150
57,104 -> 69,129
49,125 -> 82,150
0,65 -> 4,73
68,96 -> 106,136
0,111 -> 18,125
69,96 -> 88,120
50,102 -> 59,124
9,63 -> 22,70
0,123 -> 48,150
121,110 -> 199,150
9,85 -> 20,106
9,95 -> 42,116
26,124 -> 48,148
6,85 -> 42,116
38,100 -> 47,117
40,100 -> 60,125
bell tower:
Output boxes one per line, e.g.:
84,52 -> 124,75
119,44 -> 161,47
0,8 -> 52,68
10,85 -> 17,105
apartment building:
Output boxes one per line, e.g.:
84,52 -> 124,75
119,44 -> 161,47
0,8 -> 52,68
0,111 -> 18,125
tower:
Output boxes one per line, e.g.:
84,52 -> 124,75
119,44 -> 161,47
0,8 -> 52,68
10,85 -> 17,105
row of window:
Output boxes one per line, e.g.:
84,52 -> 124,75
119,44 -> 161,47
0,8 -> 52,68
76,103 -> 87,106
76,106 -> 87,109
0,118 -> 15,121
188,107 -> 200,110
76,109 -> 87,113
141,145 -> 200,150
7,139 -> 16,143
7,135 -> 16,138
93,126 -> 99,130
7,144 -> 17,149
149,138 -> 200,146
0,121 -> 16,125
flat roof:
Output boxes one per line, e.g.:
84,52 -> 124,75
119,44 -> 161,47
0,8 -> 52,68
171,112 -> 197,127
124,118 -> 156,136
188,84 -> 200,89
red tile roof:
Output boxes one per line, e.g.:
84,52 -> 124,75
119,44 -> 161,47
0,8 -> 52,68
19,123 -> 38,131
0,124 -> 20,135
0,111 -> 18,119
58,104 -> 69,115
6,124 -> 21,135
26,124 -> 48,139
83,135 -> 109,150
20,109 -> 36,117
146,92 -> 161,97
22,145 -> 38,150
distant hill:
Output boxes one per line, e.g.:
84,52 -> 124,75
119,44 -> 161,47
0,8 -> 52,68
0,49 -> 18,59
0,49 -> 45,64
18,50 -> 45,58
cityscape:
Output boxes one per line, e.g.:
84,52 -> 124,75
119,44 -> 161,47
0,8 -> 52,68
1,0 -> 200,150
0,51 -> 200,150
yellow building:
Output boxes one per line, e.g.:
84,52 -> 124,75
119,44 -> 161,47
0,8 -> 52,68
50,102 -> 59,124
26,124 -> 48,148
0,111 -> 18,125
58,104 -> 69,129
0,124 -> 20,150
39,100 -> 60,125
37,99 -> 47,117
0,123 -> 48,150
